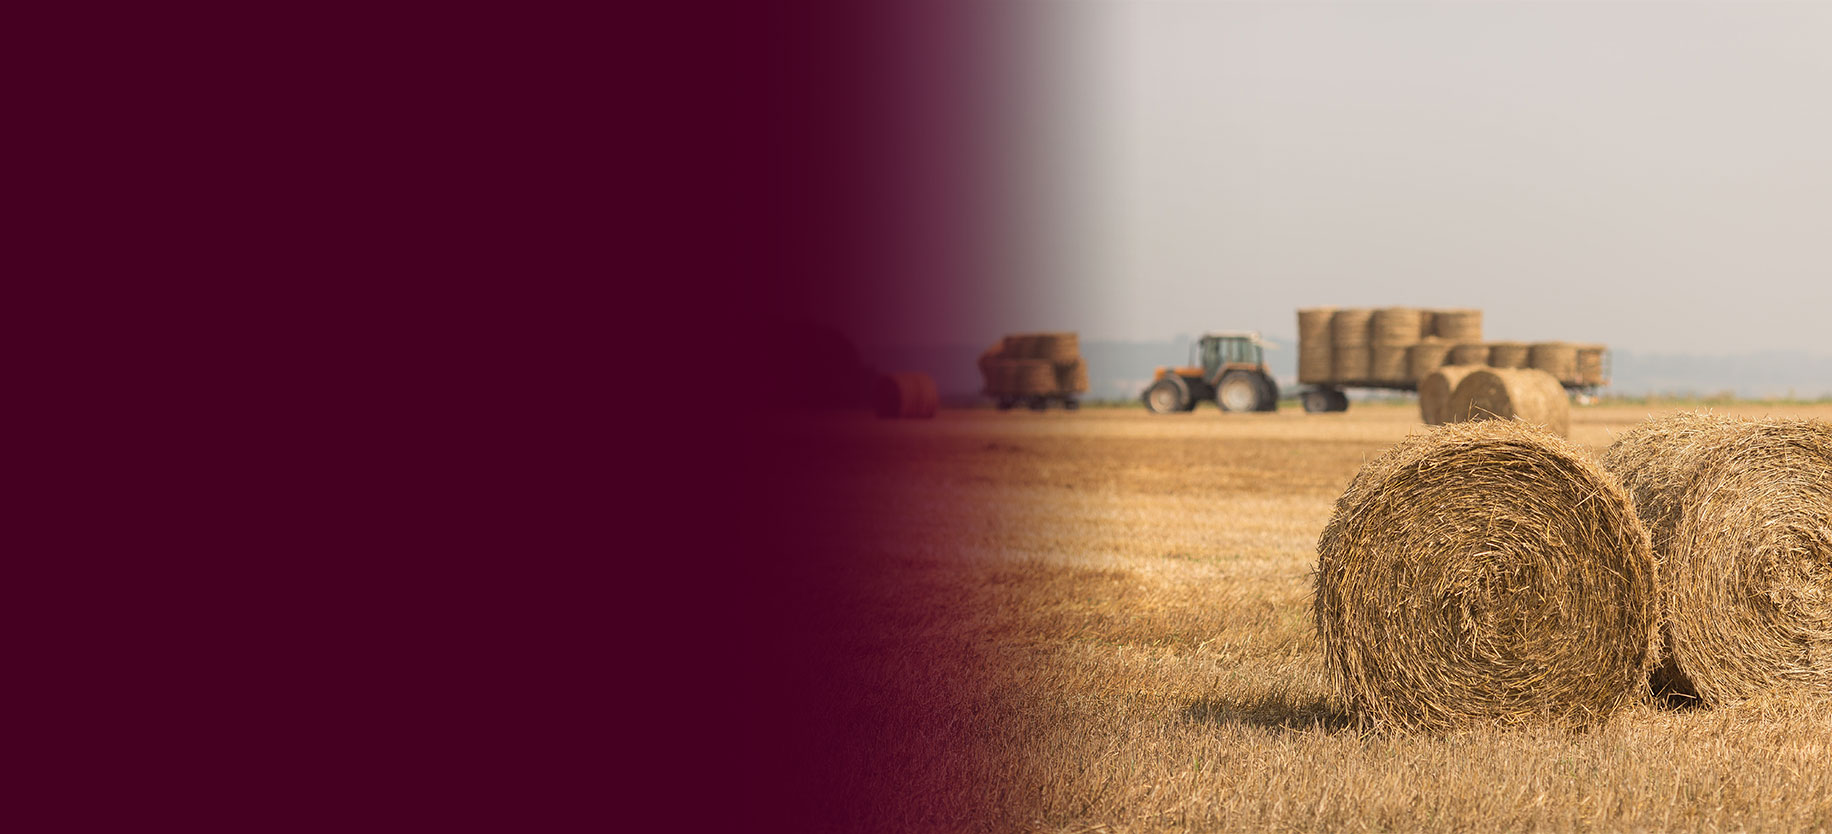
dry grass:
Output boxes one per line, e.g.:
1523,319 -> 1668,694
774,402 -> 1832,833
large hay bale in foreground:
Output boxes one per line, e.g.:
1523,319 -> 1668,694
1333,345 -> 1371,383
1298,308 -> 1336,384
873,372 -> 938,419
1447,367 -> 1570,437
1432,309 -> 1483,342
1602,413 -> 1832,705
1332,309 -> 1374,347
1417,364 -> 1484,426
1315,420 -> 1657,730
1488,342 -> 1529,368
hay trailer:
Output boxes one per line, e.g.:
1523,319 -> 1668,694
1141,332 -> 1280,413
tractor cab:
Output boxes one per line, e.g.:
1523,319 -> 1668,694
1143,331 -> 1279,413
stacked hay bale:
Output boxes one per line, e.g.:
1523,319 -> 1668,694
872,372 -> 938,419
1575,344 -> 1607,387
1417,364 -> 1484,426
1448,343 -> 1490,366
977,332 -> 1087,404
1602,413 -> 1832,705
1488,342 -> 1530,369
1330,309 -> 1373,384
1297,308 -> 1336,384
1407,340 -> 1453,383
1529,342 -> 1581,385
1446,367 -> 1570,437
1432,309 -> 1483,342
1370,308 -> 1423,385
1315,420 -> 1657,730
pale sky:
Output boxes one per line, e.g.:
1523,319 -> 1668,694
866,1 -> 1832,355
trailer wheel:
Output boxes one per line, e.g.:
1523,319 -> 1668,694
1028,396 -> 1048,411
1302,390 -> 1332,413
996,396 -> 1015,411
1329,390 -> 1349,412
1063,398 -> 1080,411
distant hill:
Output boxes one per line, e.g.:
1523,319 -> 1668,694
862,338 -> 1831,404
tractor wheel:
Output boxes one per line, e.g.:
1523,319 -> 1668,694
1143,376 -> 1191,414
1256,375 -> 1279,412
1217,371 -> 1267,413
1302,390 -> 1332,413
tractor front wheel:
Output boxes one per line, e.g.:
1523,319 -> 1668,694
1143,376 -> 1191,414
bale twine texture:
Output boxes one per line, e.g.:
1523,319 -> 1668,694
1371,345 -> 1412,384
873,372 -> 938,419
1332,309 -> 1374,347
1372,307 -> 1426,344
1449,343 -> 1490,366
1417,365 -> 1485,426
1407,339 -> 1453,382
1432,309 -> 1484,342
1487,342 -> 1530,369
1315,419 -> 1657,730
1447,367 -> 1571,437
1333,345 -> 1372,384
1529,342 -> 1580,384
1601,412 -> 1832,705
1298,308 -> 1336,384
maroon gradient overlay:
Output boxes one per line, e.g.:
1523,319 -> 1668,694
744,2 -> 1036,831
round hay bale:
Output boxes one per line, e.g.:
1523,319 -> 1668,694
1407,339 -> 1453,382
1331,309 -> 1374,347
1417,364 -> 1484,426
1448,342 -> 1490,366
1054,357 -> 1089,394
1446,367 -> 1570,437
1372,307 -> 1426,345
1432,309 -> 1483,342
1033,332 -> 1080,364
1315,419 -> 1657,730
1529,342 -> 1580,384
1601,413 -> 1832,705
1371,344 -> 1411,384
1298,308 -> 1336,384
1487,342 -> 1530,369
873,372 -> 938,419
1575,344 -> 1606,386
1006,359 -> 1056,395
1333,345 -> 1371,384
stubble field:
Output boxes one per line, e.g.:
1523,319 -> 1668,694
776,402 -> 1832,833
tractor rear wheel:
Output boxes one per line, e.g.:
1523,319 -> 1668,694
1144,376 -> 1191,414
1217,371 -> 1268,412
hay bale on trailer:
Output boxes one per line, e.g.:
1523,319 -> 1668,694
873,372 -> 939,419
1417,364 -> 1484,426
1033,332 -> 1080,364
1371,345 -> 1411,385
1406,339 -> 1453,383
1487,341 -> 1530,369
1446,367 -> 1570,437
1602,413 -> 1832,705
1331,309 -> 1374,348
1298,308 -> 1336,384
1529,342 -> 1580,385
1333,345 -> 1372,384
1575,344 -> 1606,386
1371,307 -> 1426,345
1315,420 -> 1657,730
1055,357 -> 1089,394
1448,342 -> 1490,366
1431,309 -> 1483,342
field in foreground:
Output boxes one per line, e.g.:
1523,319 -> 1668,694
772,402 -> 1832,833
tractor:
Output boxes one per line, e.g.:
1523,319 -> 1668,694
1142,332 -> 1280,414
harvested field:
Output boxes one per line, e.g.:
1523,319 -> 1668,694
770,402 -> 1832,833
